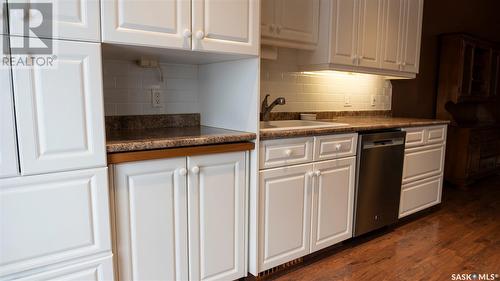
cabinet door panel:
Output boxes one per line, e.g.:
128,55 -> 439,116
0,168 -> 111,277
114,158 -> 188,281
380,0 -> 404,70
192,0 -> 258,55
357,0 -> 383,68
311,157 -> 355,252
401,0 -> 423,73
101,0 -> 191,49
260,0 -> 275,37
12,39 -> 106,175
259,164 -> 313,271
8,0 -> 100,42
188,152 -> 246,281
0,37 -> 19,178
399,175 -> 442,218
403,145 -> 445,183
275,0 -> 319,44
330,0 -> 358,66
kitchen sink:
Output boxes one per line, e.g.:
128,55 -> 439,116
260,120 -> 348,131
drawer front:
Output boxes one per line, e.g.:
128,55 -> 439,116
0,168 -> 111,277
426,125 -> 447,145
403,145 -> 445,183
313,133 -> 358,161
399,176 -> 442,218
260,137 -> 314,169
403,127 -> 425,148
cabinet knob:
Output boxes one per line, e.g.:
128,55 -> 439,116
284,149 -> 292,157
276,25 -> 282,34
191,166 -> 200,175
269,24 -> 275,33
195,30 -> 205,40
183,29 -> 192,38
335,144 -> 342,151
178,168 -> 187,176
402,61 -> 406,66
307,171 -> 315,178
352,55 -> 357,64
315,170 -> 321,177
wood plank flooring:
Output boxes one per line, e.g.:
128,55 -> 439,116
267,175 -> 500,281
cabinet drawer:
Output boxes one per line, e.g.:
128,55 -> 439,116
313,133 -> 358,161
399,176 -> 442,218
426,126 -> 447,145
260,137 -> 314,169
14,255 -> 114,281
0,168 -> 111,277
403,127 -> 425,148
403,144 -> 445,183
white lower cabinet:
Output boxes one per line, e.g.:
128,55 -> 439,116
113,151 -> 248,281
0,168 -> 112,278
258,134 -> 357,273
399,125 -> 447,218
259,164 -> 313,271
310,157 -> 355,252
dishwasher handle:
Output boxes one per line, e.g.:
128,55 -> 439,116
362,137 -> 405,149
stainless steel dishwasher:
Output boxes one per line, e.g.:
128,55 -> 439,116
353,130 -> 406,237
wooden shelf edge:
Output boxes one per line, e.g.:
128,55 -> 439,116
107,142 -> 255,164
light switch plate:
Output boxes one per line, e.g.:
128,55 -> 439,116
371,95 -> 376,106
344,95 -> 352,107
150,86 -> 162,108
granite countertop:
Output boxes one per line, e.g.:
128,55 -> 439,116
107,126 -> 256,153
260,116 -> 450,140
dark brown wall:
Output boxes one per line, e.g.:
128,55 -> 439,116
391,0 -> 500,118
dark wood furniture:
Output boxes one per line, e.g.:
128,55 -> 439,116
437,34 -> 500,187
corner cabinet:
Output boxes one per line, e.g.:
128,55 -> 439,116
257,134 -> 357,272
102,0 -> 259,56
113,151 -> 248,281
11,39 -> 106,176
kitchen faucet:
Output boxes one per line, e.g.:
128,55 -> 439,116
261,94 -> 286,121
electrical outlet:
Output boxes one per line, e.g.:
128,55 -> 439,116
150,86 -> 162,108
371,95 -> 377,106
344,95 -> 352,107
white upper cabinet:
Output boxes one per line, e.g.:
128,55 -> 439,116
400,0 -> 423,73
7,0 -> 100,42
192,0 -> 259,56
12,39 -> 106,176
187,152 -> 247,281
101,0 -> 191,49
0,168 -> 111,277
380,0 -> 423,73
310,157 -> 355,252
261,0 -> 319,50
356,0 -> 383,68
330,0 -> 358,66
0,38 -> 19,179
259,164 -> 313,271
380,0 -> 404,71
114,158 -> 189,281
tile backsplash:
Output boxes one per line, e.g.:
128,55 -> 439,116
103,60 -> 200,116
261,48 -> 392,112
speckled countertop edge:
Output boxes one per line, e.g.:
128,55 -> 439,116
260,119 -> 451,140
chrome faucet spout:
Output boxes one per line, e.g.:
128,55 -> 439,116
261,94 -> 286,121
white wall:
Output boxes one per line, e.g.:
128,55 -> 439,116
261,49 -> 392,112
102,60 -> 200,116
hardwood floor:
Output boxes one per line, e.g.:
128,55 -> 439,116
268,175 -> 500,281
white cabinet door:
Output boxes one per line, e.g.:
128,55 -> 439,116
0,38 -> 19,179
8,0 -> 100,42
380,0 -> 404,71
310,157 -> 355,252
192,0 -> 259,56
259,163 -> 313,271
101,0 -> 191,49
16,255 -> 114,281
114,158 -> 188,281
330,0 -> 358,66
187,151 -> 247,281
400,0 -> 423,73
274,0 -> 319,44
0,168 -> 111,277
356,0 -> 383,68
12,39 -> 106,175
